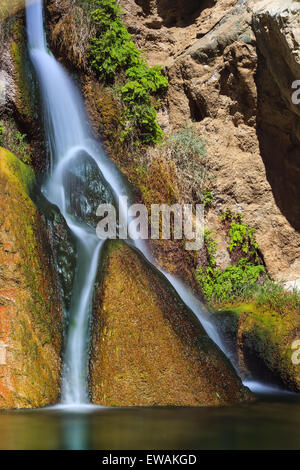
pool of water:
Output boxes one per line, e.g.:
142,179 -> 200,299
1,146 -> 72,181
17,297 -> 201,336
0,391 -> 299,450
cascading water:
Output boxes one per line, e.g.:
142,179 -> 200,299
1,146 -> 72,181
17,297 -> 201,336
25,0 -> 239,405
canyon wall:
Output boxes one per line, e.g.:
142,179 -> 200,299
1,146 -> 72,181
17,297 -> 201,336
119,0 -> 300,287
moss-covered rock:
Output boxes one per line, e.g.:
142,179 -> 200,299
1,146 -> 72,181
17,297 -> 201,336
89,240 -> 252,407
213,303 -> 300,392
0,147 -> 63,408
0,1 -> 24,23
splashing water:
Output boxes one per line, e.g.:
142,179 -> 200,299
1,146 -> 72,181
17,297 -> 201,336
25,0 -> 240,405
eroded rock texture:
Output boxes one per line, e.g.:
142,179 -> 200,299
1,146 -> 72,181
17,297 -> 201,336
120,0 -> 300,287
253,1 -> 300,233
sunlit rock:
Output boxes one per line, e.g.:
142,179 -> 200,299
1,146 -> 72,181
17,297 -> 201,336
0,147 -> 63,408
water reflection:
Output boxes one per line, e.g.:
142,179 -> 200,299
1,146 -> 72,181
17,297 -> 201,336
0,394 -> 299,450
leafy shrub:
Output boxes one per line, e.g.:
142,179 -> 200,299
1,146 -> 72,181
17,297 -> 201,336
196,259 -> 265,304
196,213 -> 300,311
221,208 -> 260,263
195,230 -> 265,304
202,190 -> 213,207
89,0 -> 168,145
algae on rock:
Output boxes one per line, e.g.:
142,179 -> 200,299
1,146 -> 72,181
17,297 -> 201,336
213,302 -> 300,392
0,147 -> 63,408
89,240 -> 252,407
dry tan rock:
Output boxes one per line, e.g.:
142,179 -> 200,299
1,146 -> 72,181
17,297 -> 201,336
119,0 -> 238,66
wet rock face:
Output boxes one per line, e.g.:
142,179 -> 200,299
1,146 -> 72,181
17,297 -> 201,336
63,151 -> 114,229
0,12 -> 46,174
0,148 -> 63,408
213,303 -> 300,392
89,240 -> 252,407
36,196 -> 77,312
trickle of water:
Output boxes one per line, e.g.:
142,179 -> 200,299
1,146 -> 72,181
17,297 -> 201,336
25,0 -> 239,405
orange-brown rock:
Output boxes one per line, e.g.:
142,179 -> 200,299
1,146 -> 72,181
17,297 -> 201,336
0,148 -> 63,408
89,240 -> 252,406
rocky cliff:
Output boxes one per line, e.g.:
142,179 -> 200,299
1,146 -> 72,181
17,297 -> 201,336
119,0 -> 300,288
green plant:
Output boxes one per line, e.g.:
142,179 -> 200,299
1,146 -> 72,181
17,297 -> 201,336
13,130 -> 31,164
221,209 -> 260,262
228,222 -> 258,256
0,119 -> 31,164
220,208 -> 242,223
254,279 -> 300,315
202,190 -> 213,207
195,229 -> 265,305
196,212 -> 300,311
89,0 -> 168,145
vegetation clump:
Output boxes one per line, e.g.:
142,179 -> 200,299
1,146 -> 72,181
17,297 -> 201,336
89,0 -> 168,145
221,208 -> 260,263
195,228 -> 265,305
196,209 -> 300,316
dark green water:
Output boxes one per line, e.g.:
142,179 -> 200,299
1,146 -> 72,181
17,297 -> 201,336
0,393 -> 299,450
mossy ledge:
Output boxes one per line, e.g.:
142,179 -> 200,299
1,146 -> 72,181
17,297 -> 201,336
212,303 -> 300,392
0,147 -> 63,408
89,240 -> 253,407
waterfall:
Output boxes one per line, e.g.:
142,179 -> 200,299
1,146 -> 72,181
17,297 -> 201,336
25,0 -> 230,406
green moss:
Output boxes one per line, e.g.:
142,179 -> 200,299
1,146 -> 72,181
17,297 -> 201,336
215,302 -> 300,390
0,148 -> 62,407
2,146 -> 35,194
10,16 -> 40,126
88,0 -> 168,145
